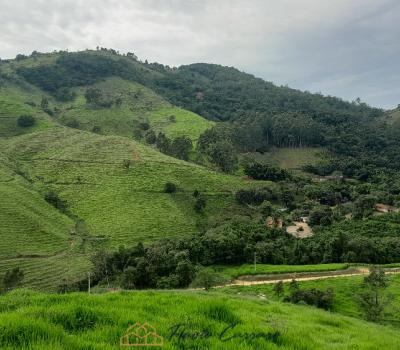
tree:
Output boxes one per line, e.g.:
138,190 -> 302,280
358,267 -> 390,322
54,87 -> 76,102
309,206 -> 332,226
121,266 -> 138,289
190,270 -> 225,291
1,267 -> 24,293
17,115 -> 35,127
85,88 -> 102,104
40,96 -> 49,109
273,281 -> 284,298
170,136 -> 192,160
164,182 -> 177,193
144,130 -> 157,144
44,191 -> 68,213
175,260 -> 195,287
156,133 -> 171,154
122,159 -> 132,170
194,197 -> 206,213
207,140 -> 238,173
289,279 -> 299,293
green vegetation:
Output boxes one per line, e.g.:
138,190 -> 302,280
0,126 -> 268,290
0,289 -> 400,349
221,272 -> 400,327
55,78 -> 213,142
212,263 -> 349,279
242,148 -> 323,171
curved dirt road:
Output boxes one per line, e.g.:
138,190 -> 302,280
220,267 -> 400,288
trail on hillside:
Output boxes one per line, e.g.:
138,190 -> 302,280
219,267 -> 400,288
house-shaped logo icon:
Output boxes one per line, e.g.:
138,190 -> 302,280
120,322 -> 164,347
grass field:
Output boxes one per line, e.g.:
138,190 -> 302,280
242,148 -> 323,170
57,77 -> 213,141
0,126 -> 270,290
211,263 -> 350,279
0,85 -> 54,137
0,289 -> 399,349
221,273 -> 400,328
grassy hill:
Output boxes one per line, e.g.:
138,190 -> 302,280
56,77 -> 213,142
0,84 -> 54,137
0,289 -> 399,349
386,107 -> 400,124
0,126 -> 270,290
241,147 -> 323,172
221,272 -> 400,329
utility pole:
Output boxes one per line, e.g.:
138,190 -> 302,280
254,251 -> 257,273
88,272 -> 91,294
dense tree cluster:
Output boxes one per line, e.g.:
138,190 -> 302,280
86,211 -> 400,291
153,132 -> 193,161
15,50 -> 400,179
17,115 -> 35,127
244,162 -> 291,181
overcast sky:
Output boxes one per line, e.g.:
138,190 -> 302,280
1,0 -> 399,109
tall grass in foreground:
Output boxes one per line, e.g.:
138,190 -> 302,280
0,289 -> 399,349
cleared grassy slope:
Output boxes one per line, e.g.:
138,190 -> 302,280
242,147 -> 323,171
0,289 -> 399,349
221,273 -> 400,328
57,77 -> 213,141
0,84 -> 54,137
0,154 -> 91,290
213,263 -> 349,279
0,126 -> 270,290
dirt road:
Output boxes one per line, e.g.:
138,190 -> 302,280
220,267 -> 400,288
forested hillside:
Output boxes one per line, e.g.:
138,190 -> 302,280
1,49 -> 400,293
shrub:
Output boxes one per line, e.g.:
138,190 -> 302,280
44,191 -> 68,213
144,130 -> 157,144
194,197 -> 206,212
164,182 -> 177,193
286,288 -> 334,310
309,206 -> 333,226
139,122 -> 150,131
122,159 -> 132,170
92,125 -> 101,134
17,115 -> 35,127
54,87 -> 76,102
190,270 -> 226,290
66,119 -> 79,129
0,268 -> 24,294
235,188 -> 274,205
245,162 -> 290,181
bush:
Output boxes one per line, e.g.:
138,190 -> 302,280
54,87 -> 76,102
66,119 -> 79,129
309,206 -> 333,226
194,197 -> 206,212
245,162 -> 290,181
0,268 -> 24,294
286,288 -> 334,310
17,115 -> 35,127
190,270 -> 226,290
144,130 -> 157,144
235,188 -> 275,205
164,182 -> 177,193
44,191 -> 68,213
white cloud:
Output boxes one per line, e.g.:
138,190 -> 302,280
0,0 -> 399,108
